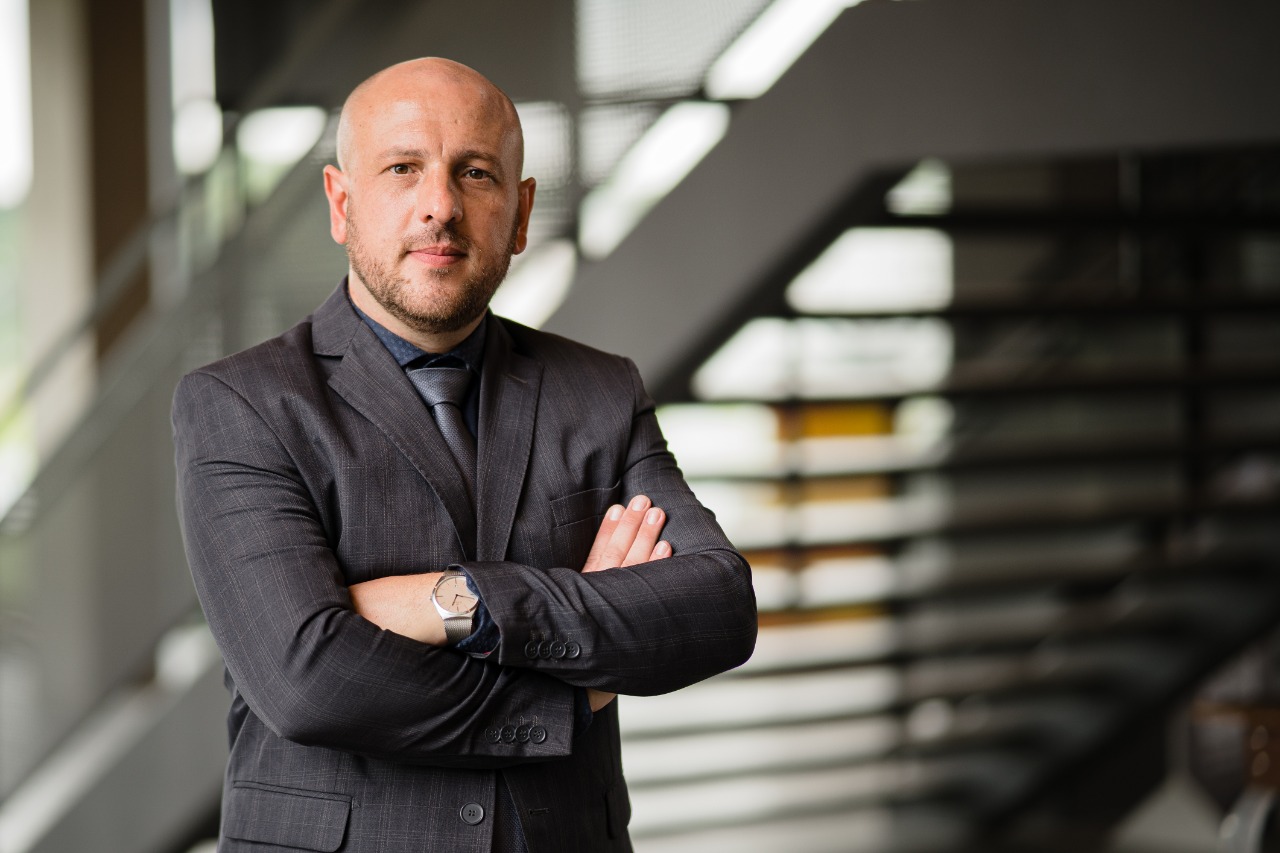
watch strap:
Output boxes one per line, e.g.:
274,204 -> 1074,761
443,614 -> 475,645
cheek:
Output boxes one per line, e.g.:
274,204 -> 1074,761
476,201 -> 520,242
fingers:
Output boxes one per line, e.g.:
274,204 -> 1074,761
581,503 -> 624,573
608,495 -> 658,569
621,505 -> 665,567
580,495 -> 673,572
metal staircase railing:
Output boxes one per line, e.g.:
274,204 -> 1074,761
0,123 -> 342,810
617,149 -> 1280,852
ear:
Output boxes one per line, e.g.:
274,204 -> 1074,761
323,164 -> 350,244
512,177 -> 537,255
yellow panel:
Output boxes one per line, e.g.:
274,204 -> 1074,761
798,476 -> 891,502
758,604 -> 887,629
781,403 -> 894,439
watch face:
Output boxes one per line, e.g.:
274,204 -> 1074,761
435,575 -> 478,616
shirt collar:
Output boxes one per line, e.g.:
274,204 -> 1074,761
344,278 -> 486,373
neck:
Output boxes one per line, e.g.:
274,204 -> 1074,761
347,273 -> 483,353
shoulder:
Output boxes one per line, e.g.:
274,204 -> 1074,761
175,316 -> 323,407
494,315 -> 650,415
178,284 -> 358,400
496,315 -> 634,377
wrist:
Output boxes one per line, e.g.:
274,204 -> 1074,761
420,572 -> 448,645
431,569 -> 479,645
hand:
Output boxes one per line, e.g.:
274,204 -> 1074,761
581,494 -> 671,573
580,494 -> 672,712
587,688 -> 616,713
348,572 -> 446,645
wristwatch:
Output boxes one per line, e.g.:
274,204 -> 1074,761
431,569 -> 479,645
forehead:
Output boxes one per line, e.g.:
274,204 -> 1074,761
348,77 -> 519,165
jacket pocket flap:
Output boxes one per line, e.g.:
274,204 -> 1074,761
550,483 -> 620,529
224,782 -> 351,851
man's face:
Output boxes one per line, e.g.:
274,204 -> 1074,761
324,67 -> 535,339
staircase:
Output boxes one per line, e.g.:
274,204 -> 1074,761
3,2 -> 1280,852
615,148 -> 1280,852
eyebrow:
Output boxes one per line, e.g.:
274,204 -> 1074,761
374,147 -> 503,167
372,147 -> 429,166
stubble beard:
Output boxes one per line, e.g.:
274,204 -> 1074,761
346,207 -> 518,336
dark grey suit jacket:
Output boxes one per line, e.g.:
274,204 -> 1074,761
172,286 -> 757,852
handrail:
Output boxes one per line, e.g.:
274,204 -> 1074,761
0,197 -> 176,435
0,129 -> 342,808
0,0 -> 361,458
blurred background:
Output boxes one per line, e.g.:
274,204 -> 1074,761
2,0 -> 1280,851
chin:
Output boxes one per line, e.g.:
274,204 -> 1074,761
400,300 -> 484,335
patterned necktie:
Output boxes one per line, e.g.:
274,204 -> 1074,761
407,362 -> 477,509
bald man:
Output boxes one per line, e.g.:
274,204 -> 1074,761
173,58 -> 756,853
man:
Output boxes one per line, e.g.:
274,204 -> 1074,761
172,57 -> 756,852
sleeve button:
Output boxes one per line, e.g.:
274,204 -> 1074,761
538,641 -> 553,659
524,640 -> 540,659
501,725 -> 517,743
550,640 -> 566,659
530,725 -> 547,744
516,724 -> 530,743
565,641 -> 581,659
485,726 -> 501,743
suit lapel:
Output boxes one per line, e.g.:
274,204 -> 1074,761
475,316 -> 541,562
316,287 -> 478,556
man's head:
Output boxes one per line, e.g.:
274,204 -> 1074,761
323,58 -> 535,350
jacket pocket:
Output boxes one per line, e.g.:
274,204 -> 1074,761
224,781 -> 351,852
550,483 -> 622,568
550,483 -> 621,529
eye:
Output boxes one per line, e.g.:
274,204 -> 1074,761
389,164 -> 412,175
462,167 -> 491,181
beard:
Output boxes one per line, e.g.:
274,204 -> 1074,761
346,205 -> 518,336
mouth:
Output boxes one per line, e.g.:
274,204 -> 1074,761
406,244 -> 467,268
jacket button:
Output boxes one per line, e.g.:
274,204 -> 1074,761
516,724 -> 530,743
529,725 -> 547,744
524,640 -> 540,659
485,726 -> 501,743
550,640 -> 566,659
565,641 -> 581,659
460,803 -> 485,825
538,641 -> 553,659
501,725 -> 517,743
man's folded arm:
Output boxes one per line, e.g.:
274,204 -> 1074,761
173,371 -> 575,768
463,525 -> 755,697
462,358 -> 759,697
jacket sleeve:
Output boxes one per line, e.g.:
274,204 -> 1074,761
173,370 -> 576,767
462,358 -> 759,696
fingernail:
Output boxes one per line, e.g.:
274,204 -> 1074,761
656,541 -> 671,557
629,495 -> 649,511
607,505 -> 623,520
645,508 -> 662,525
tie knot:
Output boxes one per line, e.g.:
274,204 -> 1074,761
408,365 -> 472,408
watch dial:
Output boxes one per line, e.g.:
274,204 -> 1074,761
439,576 -> 477,615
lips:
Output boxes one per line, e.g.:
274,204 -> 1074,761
407,244 -> 466,268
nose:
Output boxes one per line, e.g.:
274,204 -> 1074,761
415,167 -> 462,223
